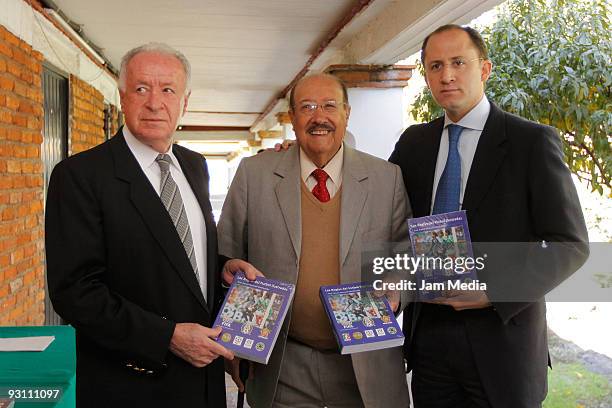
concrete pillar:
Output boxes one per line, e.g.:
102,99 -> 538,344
327,64 -> 415,160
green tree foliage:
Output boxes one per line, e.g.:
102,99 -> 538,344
411,0 -> 611,195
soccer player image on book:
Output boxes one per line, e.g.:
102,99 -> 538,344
218,73 -> 412,408
389,25 -> 589,408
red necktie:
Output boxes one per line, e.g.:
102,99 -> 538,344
311,169 -> 330,203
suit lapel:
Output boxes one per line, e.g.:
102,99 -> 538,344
419,119 -> 444,216
274,145 -> 302,260
462,104 -> 508,212
339,147 -> 368,273
173,145 -> 217,311
110,134 -> 208,312
412,117 -> 444,217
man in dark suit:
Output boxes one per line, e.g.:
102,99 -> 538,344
45,43 -> 251,407
389,25 -> 589,407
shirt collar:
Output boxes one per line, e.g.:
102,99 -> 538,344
300,143 -> 344,184
444,95 -> 490,131
123,126 -> 180,171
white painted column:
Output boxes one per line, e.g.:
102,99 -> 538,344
346,87 -> 405,160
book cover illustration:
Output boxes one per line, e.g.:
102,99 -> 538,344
407,210 -> 478,300
213,272 -> 295,364
320,282 -> 404,354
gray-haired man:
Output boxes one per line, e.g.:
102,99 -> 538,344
46,43 -> 255,407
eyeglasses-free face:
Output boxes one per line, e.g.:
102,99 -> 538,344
423,28 -> 492,122
425,57 -> 484,74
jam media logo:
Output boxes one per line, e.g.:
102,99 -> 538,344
221,332 -> 232,343
255,342 -> 266,352
387,327 -> 397,335
342,333 -> 351,342
352,331 -> 363,340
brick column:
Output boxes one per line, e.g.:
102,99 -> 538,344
0,25 -> 45,325
69,75 -> 105,155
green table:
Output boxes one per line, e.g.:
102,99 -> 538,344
0,326 -> 75,407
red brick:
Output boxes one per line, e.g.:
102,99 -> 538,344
8,128 -> 21,141
32,132 -> 42,144
14,82 -> 27,97
18,41 -> 32,54
0,143 -> 13,157
1,207 -> 16,221
9,191 -> 22,204
12,175 -> 26,188
4,265 -> 17,280
0,42 -> 12,58
0,75 -> 13,91
13,145 -> 26,158
21,161 -> 34,173
12,114 -> 27,127
13,49 -> 27,66
7,60 -> 21,77
9,304 -> 24,319
27,116 -> 40,130
0,58 -> 6,73
0,110 -> 11,123
0,175 -> 11,189
18,100 -> 32,114
5,94 -> 20,111
4,30 -> 20,47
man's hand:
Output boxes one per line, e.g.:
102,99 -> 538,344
373,289 -> 400,313
169,323 -> 234,367
225,357 -> 255,392
222,259 -> 264,285
428,290 -> 491,311
271,139 -> 295,151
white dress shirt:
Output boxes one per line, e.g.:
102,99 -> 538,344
430,96 -> 491,213
123,127 -> 208,296
300,144 -> 344,198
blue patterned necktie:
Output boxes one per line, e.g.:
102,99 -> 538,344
432,124 -> 464,214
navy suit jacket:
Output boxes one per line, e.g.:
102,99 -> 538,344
390,104 -> 589,407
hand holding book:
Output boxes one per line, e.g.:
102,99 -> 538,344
426,289 -> 491,310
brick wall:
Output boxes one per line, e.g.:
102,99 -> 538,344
109,103 -> 121,136
69,74 -> 105,155
0,25 -> 45,325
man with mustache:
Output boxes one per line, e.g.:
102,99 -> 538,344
45,43 -> 255,407
218,74 -> 412,407
389,25 -> 588,407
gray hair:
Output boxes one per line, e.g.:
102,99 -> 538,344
118,42 -> 191,92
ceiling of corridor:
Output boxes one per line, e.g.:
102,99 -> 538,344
45,0 -> 503,154
51,0 -> 395,130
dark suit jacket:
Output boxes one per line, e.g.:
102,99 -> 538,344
389,103 -> 589,408
45,130 -> 226,408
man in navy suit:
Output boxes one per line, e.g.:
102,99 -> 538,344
390,25 -> 588,407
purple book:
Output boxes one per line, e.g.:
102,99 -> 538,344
407,210 -> 478,300
213,272 -> 295,364
320,282 -> 404,354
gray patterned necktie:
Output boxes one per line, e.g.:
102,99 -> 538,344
156,154 -> 200,286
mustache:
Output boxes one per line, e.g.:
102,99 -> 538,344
307,123 -> 335,133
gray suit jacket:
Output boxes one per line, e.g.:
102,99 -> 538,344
218,144 -> 412,408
